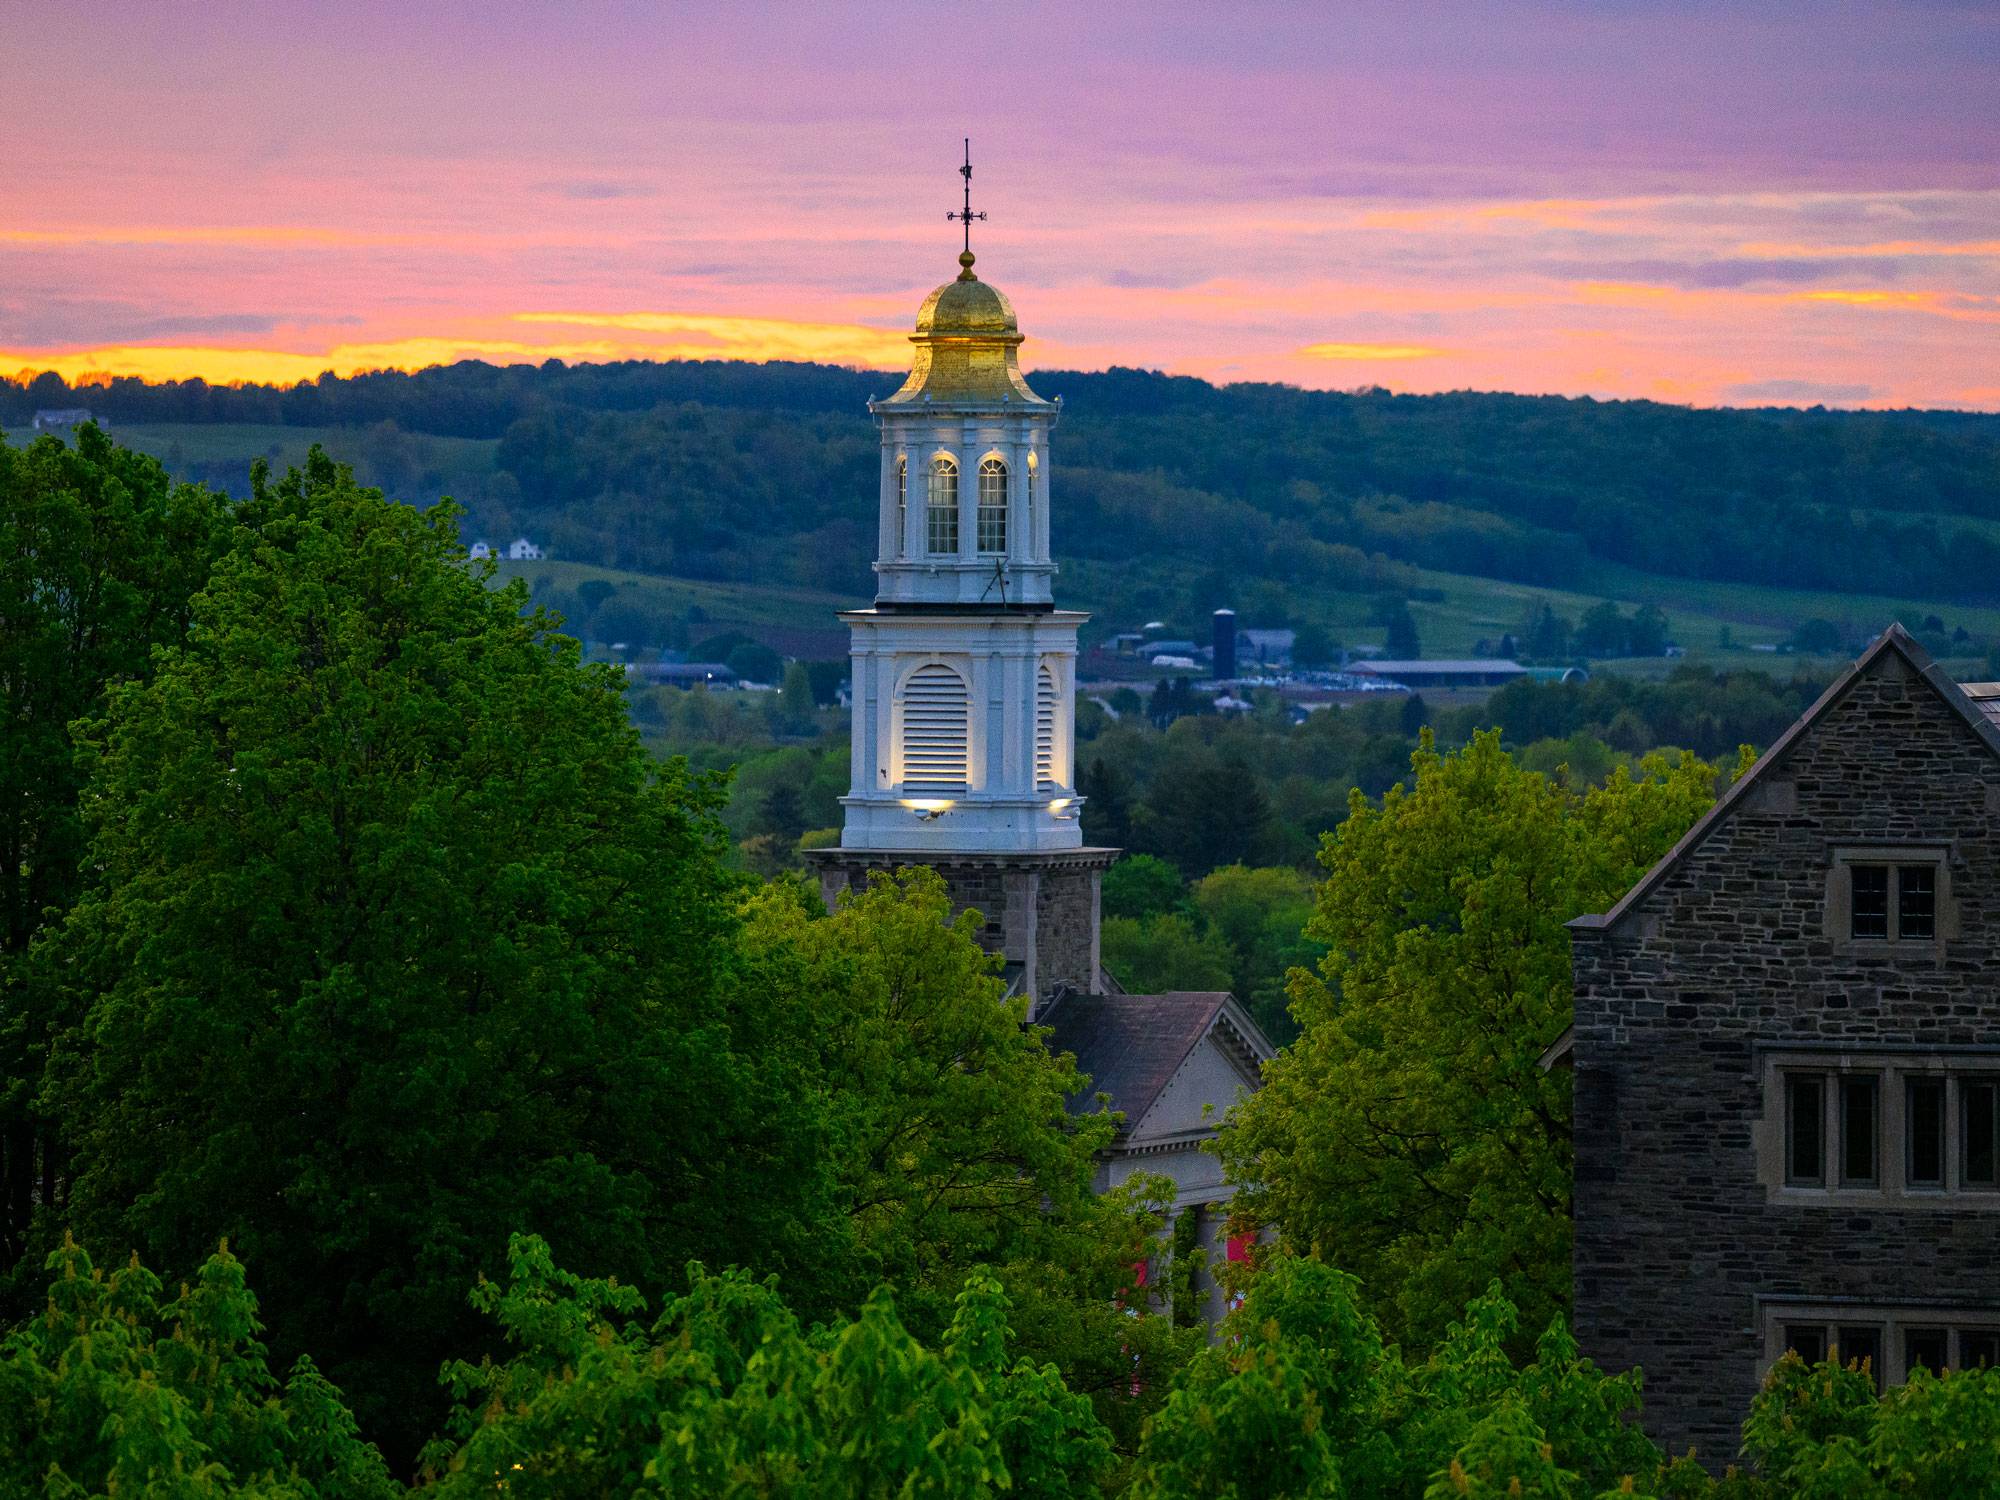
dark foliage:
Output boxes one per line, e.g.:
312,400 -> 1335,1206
14,361 -> 2000,603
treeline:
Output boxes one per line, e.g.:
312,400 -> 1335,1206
10,359 -> 2000,602
13,1230 -> 1986,1498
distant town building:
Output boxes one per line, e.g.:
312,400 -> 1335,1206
1562,625 -> 2000,1458
507,538 -> 544,560
628,661 -> 739,689
1239,627 -> 1296,665
467,541 -> 493,560
1352,658 -> 1528,689
32,408 -> 97,433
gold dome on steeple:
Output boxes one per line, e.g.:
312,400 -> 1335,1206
879,251 -> 1048,406
879,143 -> 1047,407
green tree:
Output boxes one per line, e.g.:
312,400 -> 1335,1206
1575,602 -> 1630,658
1079,756 -> 1137,849
726,639 -> 785,684
1218,733 -> 1718,1350
1102,853 -> 1189,922
775,659 -> 818,732
1190,865 -> 1323,1042
1140,739 -> 1277,876
0,426 -> 235,1273
1132,1256 -> 1666,1500
1520,601 -> 1573,661
1373,594 -> 1422,659
421,1233 -> 1113,1500
1627,604 -> 1671,658
736,869 -> 1195,1432
39,452 -> 835,1462
1102,913 -> 1236,996
0,1234 -> 395,1499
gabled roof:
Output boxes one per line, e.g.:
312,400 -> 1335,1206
1039,990 -> 1274,1133
1570,625 -> 2000,938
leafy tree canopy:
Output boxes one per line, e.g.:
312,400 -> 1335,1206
0,1234 -> 395,1499
36,450 -> 837,1462
1219,732 -> 1723,1348
0,426 -> 236,1267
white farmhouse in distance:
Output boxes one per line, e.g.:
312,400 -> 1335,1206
467,541 -> 493,560
507,537 -> 544,560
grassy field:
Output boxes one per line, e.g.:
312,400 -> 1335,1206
1402,565 -> 1995,670
492,558 -> 859,631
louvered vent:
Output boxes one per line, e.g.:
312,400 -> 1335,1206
902,665 -> 969,793
1036,663 -> 1059,791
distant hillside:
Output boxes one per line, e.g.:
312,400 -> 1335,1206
8,361 -> 2000,636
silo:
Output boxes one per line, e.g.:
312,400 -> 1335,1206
1212,608 -> 1237,681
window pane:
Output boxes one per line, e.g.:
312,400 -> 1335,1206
1899,864 -> 1936,940
1841,1076 -> 1879,1185
976,458 -> 1007,553
1850,864 -> 1889,939
1907,1078 -> 1945,1187
927,458 -> 958,554
1787,1074 -> 1825,1185
1905,1327 -> 1948,1376
1837,1325 -> 1883,1390
1964,1082 -> 1997,1187
1962,1331 -> 2000,1370
1784,1323 -> 1827,1364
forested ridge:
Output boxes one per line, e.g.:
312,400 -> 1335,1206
7,423 -> 2000,1496
9,360 -> 2000,603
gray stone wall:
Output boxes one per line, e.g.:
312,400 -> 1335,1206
807,848 -> 1115,1002
1571,646 -> 2000,1462
1036,864 -> 1103,995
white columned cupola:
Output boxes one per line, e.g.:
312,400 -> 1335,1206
837,244 -> 1086,855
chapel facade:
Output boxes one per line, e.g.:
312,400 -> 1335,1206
1565,625 -> 2000,1459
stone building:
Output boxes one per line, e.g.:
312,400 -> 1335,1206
1565,624 -> 2000,1458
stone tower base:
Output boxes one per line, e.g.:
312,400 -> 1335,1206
804,846 -> 1118,1016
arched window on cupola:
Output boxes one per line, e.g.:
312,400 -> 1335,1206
927,456 -> 959,554
895,455 -> 907,556
977,457 -> 1008,554
901,664 -> 969,793
1036,662 -> 1060,791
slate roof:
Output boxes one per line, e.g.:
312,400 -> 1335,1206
1961,681 -> 2000,731
1039,990 -> 1270,1132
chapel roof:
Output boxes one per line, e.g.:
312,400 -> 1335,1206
877,251 -> 1048,408
1040,990 -> 1272,1134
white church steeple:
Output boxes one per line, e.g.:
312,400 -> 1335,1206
834,157 -> 1084,855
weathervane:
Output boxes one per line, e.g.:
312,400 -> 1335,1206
947,137 -> 986,260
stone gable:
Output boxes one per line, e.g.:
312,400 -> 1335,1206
1570,629 -> 2000,1461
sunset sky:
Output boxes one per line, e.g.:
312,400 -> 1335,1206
4,0 -> 1997,408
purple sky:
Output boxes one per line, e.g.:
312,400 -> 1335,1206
4,0 -> 1996,405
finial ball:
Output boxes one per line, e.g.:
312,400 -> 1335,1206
957,249 -> 977,281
